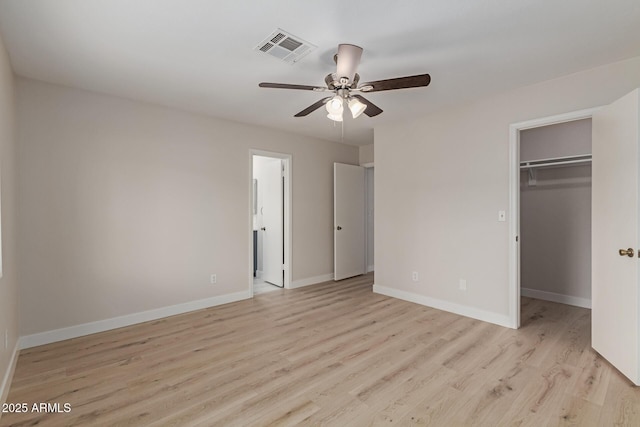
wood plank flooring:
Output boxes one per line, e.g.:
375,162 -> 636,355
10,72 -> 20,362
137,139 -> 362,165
2,274 -> 639,426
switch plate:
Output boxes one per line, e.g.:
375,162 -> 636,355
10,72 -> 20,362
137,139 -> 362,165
498,210 -> 506,222
412,271 -> 419,282
459,279 -> 467,291
210,274 -> 217,284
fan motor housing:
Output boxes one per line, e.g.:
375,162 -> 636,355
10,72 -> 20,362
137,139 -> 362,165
325,73 -> 360,90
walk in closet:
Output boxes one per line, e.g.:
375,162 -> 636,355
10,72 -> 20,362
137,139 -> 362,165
519,118 -> 592,308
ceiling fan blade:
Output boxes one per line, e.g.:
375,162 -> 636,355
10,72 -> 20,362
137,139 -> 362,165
294,97 -> 332,117
336,44 -> 363,84
360,73 -> 431,92
353,95 -> 383,117
259,82 -> 326,91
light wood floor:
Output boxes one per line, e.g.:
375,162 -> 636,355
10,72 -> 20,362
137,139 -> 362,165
2,274 -> 639,426
253,278 -> 281,295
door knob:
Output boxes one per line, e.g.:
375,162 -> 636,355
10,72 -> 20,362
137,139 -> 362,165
336,226 -> 342,230
261,227 -> 266,231
619,248 -> 634,257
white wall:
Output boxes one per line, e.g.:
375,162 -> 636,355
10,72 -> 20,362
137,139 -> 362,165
17,78 -> 358,337
520,120 -> 592,305
375,55 -> 640,326
0,32 -> 19,404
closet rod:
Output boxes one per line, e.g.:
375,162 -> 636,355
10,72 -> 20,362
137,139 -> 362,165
520,154 -> 591,170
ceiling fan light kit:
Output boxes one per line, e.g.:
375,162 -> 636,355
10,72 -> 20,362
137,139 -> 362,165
259,43 -> 431,122
348,97 -> 367,119
325,95 -> 344,115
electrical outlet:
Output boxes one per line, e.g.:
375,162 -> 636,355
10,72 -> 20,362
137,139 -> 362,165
412,271 -> 419,282
210,274 -> 217,284
459,279 -> 467,291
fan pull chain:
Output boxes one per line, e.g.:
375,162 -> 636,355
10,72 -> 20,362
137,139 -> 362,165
330,117 -> 344,143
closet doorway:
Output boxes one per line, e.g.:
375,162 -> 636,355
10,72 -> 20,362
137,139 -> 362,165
250,150 -> 292,295
511,91 -> 640,385
508,107 -> 600,328
519,118 -> 592,313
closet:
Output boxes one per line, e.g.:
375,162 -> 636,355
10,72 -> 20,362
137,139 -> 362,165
519,118 -> 592,309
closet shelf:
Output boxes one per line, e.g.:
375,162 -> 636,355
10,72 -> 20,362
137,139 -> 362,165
520,154 -> 591,170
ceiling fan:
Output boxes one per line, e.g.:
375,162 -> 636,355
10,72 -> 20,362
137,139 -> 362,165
259,44 -> 431,122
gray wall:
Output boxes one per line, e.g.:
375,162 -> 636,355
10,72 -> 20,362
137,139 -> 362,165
0,30 -> 19,404
520,119 -> 591,304
520,118 -> 591,160
17,78 -> 358,336
375,55 -> 640,326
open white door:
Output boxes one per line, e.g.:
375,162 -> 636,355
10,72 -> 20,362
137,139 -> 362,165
592,88 -> 640,385
261,158 -> 283,287
334,163 -> 365,281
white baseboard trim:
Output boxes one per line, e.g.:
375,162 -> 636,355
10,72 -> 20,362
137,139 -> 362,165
20,290 -> 251,350
289,273 -> 334,289
1,340 -> 20,407
367,265 -> 375,273
373,285 -> 512,328
521,287 -> 591,309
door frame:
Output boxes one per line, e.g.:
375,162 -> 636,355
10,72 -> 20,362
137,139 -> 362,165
249,149 -> 292,296
507,107 -> 602,328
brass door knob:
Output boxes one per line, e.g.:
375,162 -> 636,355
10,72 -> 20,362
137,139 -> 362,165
261,227 -> 266,231
619,248 -> 634,257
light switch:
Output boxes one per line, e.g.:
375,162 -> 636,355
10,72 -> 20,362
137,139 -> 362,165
498,210 -> 506,222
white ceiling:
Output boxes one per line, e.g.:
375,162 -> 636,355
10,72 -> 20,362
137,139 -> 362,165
0,0 -> 639,146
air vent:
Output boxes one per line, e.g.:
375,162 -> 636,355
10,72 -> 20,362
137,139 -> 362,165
259,42 -> 273,53
279,37 -> 302,51
255,29 -> 316,64
271,33 -> 286,44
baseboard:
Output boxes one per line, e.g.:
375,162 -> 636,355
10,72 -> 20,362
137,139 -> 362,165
20,290 -> 251,349
373,285 -> 512,328
367,265 -> 375,273
1,340 -> 20,408
521,287 -> 591,309
289,273 -> 334,289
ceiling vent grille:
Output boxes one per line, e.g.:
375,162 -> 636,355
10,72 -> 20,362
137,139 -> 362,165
255,29 -> 316,64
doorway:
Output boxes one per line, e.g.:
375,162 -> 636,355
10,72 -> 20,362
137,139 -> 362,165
510,92 -> 640,385
508,107 -> 601,328
250,150 -> 291,296
365,166 -> 374,273
520,118 -> 592,310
